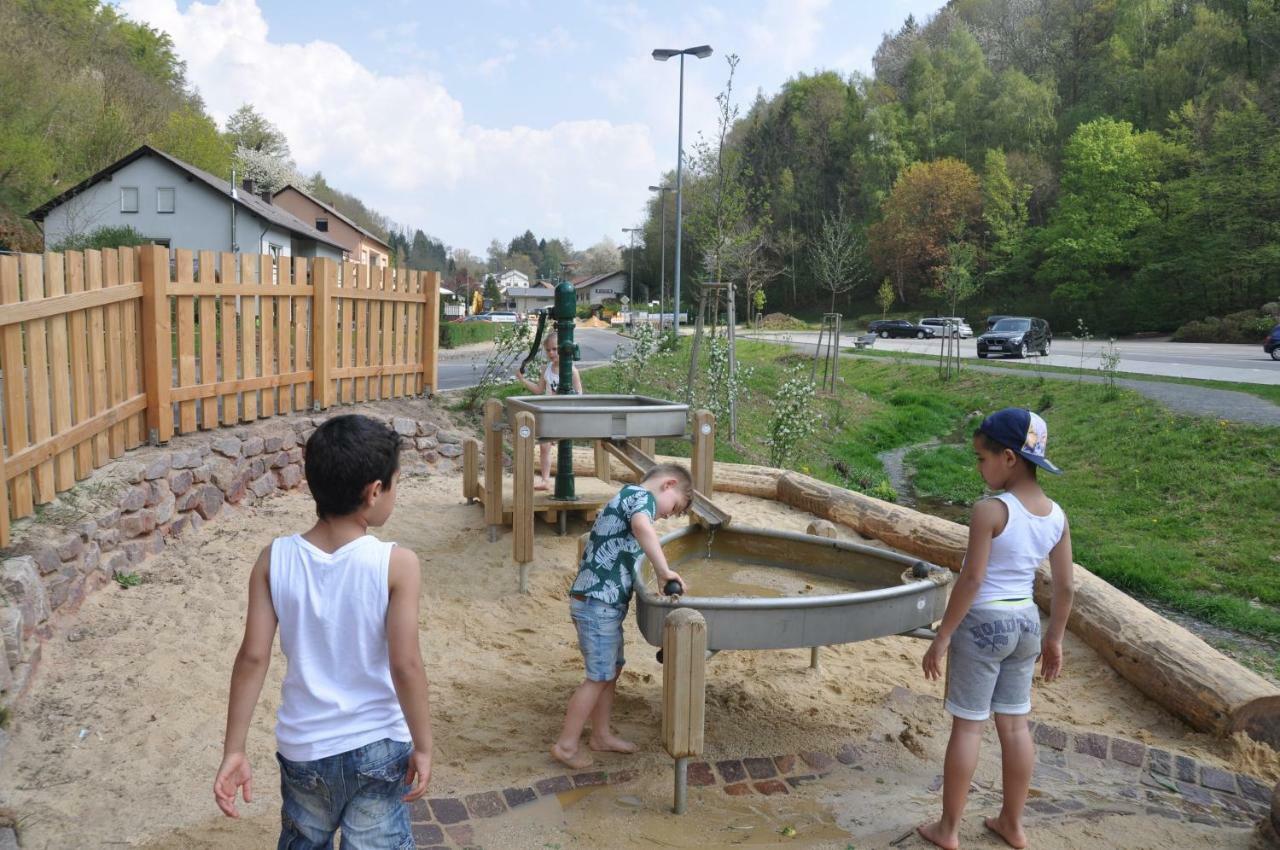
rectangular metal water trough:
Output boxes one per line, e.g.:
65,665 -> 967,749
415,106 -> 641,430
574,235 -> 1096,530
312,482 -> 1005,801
505,394 -> 689,441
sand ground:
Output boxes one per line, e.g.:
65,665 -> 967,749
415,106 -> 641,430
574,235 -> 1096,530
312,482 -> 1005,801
0,471 -> 1274,849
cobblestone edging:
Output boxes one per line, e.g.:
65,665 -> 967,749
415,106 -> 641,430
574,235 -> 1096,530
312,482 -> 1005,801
0,408 -> 466,705
402,690 -> 1278,849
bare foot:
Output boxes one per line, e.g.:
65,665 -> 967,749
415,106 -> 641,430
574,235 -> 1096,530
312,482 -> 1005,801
534,480 -> 550,491
550,742 -> 593,770
916,821 -> 959,850
983,816 -> 1027,849
589,734 -> 639,754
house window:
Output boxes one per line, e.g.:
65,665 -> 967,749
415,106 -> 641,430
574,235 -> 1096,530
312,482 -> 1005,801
156,187 -> 175,214
268,243 -> 283,262
120,187 -> 139,213
315,217 -> 328,232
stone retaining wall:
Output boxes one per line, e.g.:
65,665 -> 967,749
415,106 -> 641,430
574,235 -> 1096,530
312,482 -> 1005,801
0,406 -> 467,704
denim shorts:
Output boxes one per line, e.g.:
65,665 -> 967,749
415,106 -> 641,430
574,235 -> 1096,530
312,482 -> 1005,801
276,737 -> 414,850
570,596 -> 627,682
945,601 -> 1042,722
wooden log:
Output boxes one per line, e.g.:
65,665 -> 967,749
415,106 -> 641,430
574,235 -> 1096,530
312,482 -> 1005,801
690,410 -> 714,498
483,399 -> 504,541
765,469 -> 1280,747
462,438 -> 480,503
512,411 -> 535,566
662,608 -> 707,760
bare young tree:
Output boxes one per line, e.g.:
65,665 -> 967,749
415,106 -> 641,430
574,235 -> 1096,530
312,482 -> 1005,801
810,203 -> 870,313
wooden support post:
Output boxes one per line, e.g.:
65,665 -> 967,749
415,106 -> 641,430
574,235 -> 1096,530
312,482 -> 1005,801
594,440 -> 611,484
462,438 -> 480,503
421,270 -> 440,395
311,258 -> 336,410
662,608 -> 707,814
512,410 -> 535,589
139,245 -> 172,444
483,398 -> 504,542
577,531 -> 591,562
810,646 -> 821,671
637,436 -> 656,458
0,449 -> 9,549
690,410 -> 715,525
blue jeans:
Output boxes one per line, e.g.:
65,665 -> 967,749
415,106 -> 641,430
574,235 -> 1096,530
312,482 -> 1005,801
276,737 -> 414,850
570,596 -> 627,681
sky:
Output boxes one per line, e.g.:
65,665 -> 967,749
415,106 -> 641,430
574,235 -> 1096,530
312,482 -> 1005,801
116,0 -> 947,257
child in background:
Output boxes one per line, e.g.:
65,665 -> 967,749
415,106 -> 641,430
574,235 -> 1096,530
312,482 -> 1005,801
918,408 -> 1075,850
515,329 -> 583,491
214,414 -> 433,848
551,464 -> 693,769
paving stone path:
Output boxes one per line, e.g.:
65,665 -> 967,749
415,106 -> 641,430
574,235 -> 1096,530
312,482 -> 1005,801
402,688 -> 1275,849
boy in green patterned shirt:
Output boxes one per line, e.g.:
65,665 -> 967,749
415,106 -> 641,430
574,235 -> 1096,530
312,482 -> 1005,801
551,464 -> 693,769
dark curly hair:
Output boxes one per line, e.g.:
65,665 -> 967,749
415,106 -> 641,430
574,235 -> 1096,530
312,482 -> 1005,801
304,415 -> 402,518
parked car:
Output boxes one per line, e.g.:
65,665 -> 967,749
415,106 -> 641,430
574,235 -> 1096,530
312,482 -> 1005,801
1265,324 -> 1280,361
985,314 -> 1012,331
485,311 -> 519,323
977,316 -> 1052,358
868,319 -> 937,339
920,316 -> 974,338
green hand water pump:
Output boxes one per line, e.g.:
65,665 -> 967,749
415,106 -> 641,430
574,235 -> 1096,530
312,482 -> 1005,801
551,268 -> 580,501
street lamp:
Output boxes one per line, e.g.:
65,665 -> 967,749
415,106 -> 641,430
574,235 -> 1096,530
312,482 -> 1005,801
648,184 -> 672,331
622,226 -> 642,328
652,44 -> 712,334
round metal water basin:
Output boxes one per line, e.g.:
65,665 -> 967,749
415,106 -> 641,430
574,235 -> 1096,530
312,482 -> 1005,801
634,525 -> 953,651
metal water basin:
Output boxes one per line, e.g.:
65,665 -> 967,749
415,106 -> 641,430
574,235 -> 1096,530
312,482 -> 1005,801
505,394 -> 689,440
634,526 -> 952,651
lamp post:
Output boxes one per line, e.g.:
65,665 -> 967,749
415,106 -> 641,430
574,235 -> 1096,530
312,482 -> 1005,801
622,226 -> 641,328
648,184 -> 672,331
652,44 -> 712,334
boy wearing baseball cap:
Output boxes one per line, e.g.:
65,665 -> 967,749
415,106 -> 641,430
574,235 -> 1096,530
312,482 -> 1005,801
918,408 -> 1075,850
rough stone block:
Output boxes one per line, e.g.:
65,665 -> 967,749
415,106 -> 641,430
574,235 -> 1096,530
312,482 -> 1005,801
118,485 -> 147,513
82,544 -> 101,574
533,775 -> 573,796
1034,724 -> 1068,751
723,782 -> 752,796
248,457 -> 266,479
192,463 -> 212,483
57,534 -> 84,562
753,780 -> 789,795
224,476 -> 248,505
97,508 -> 120,529
464,791 -> 506,818
392,417 -> 417,436
427,798 -> 468,824
143,455 -> 171,480
171,449 -> 200,469
1148,748 -> 1171,776
1110,738 -> 1146,767
417,421 -> 438,438
1235,774 -> 1271,804
1175,755 -> 1198,784
573,771 -> 607,787
1199,766 -> 1237,794
241,436 -> 264,457
270,451 -> 289,469
31,547 -> 62,576
0,607 -> 24,669
799,751 -> 836,772
715,760 -> 747,783
836,743 -> 865,765
0,652 -> 13,694
415,436 -> 438,451
47,575 -> 73,610
1074,732 -> 1109,760
249,473 -> 276,498
168,469 -> 194,496
688,761 -> 716,786
212,436 -> 242,458
421,450 -> 439,464
743,757 -> 778,780
280,432 -> 297,449
153,492 -> 176,526
120,462 -> 145,484
410,823 -> 443,845
437,430 -> 463,445
94,527 -> 120,552
444,824 -> 473,846
438,443 -> 463,459
277,465 -> 303,489
168,515 -> 189,538
502,787 -> 537,808
146,479 -> 170,507
195,485 -> 225,520
71,519 -> 98,541
105,552 -> 129,574
210,461 -> 242,492
119,510 -> 156,538
264,435 -> 284,453
188,511 -> 204,533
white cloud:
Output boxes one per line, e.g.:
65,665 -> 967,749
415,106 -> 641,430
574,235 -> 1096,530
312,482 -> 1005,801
745,0 -> 831,73
119,0 -> 658,253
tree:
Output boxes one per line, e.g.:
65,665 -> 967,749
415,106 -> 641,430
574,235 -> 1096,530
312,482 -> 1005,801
576,237 -> 621,275
937,241 -> 979,316
483,275 -> 501,306
869,158 -> 982,301
224,104 -> 290,158
147,106 -> 233,177
810,203 -> 870,312
877,278 -> 896,319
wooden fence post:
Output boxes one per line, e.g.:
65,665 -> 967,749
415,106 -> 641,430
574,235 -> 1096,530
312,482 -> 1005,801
421,270 -> 440,396
312,258 -> 336,410
594,440 -> 611,484
483,398 -> 504,541
140,245 -> 172,444
662,608 -> 707,814
512,410 -> 535,591
690,410 -> 715,525
462,438 -> 479,503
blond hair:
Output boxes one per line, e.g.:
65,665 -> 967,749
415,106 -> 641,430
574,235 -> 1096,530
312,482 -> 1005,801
643,462 -> 693,497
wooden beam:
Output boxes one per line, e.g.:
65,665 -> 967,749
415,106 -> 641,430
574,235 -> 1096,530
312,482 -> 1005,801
0,283 -> 142,327
311,258 -> 336,410
3,395 -> 146,478
168,370 -> 312,403
512,410 -> 535,566
139,245 -> 172,443
483,398 -> 504,541
421,270 -> 440,395
462,438 -> 480,503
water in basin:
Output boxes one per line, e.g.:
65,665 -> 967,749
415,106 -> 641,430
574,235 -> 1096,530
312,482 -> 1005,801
651,556 -> 879,599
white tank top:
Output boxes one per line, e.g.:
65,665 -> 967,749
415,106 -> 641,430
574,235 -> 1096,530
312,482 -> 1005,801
269,534 -> 411,761
974,492 -> 1065,605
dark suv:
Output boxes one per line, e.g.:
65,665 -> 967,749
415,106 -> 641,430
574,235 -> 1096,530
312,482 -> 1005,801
977,317 -> 1051,358
1266,324 -> 1280,361
868,319 -> 936,339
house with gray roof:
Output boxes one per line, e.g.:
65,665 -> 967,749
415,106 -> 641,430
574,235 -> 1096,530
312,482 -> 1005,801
572,271 -> 628,306
28,145 -> 344,260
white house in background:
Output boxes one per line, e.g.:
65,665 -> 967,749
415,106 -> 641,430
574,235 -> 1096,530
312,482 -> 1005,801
494,268 -> 529,290
503,286 -> 555,317
28,144 -> 344,260
573,271 -> 628,306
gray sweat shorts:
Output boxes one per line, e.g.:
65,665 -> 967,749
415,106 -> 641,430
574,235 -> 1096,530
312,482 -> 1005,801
945,600 -> 1042,721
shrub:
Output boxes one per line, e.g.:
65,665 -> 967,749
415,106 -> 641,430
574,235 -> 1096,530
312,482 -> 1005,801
760,312 -> 808,330
440,321 -> 500,349
51,225 -> 149,252
1172,307 -> 1277,343
766,362 -> 816,469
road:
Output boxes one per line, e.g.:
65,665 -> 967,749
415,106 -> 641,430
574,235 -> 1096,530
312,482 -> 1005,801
436,327 -> 626,391
741,331 -> 1280,385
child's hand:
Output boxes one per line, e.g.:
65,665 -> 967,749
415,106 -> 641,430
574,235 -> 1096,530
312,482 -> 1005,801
1040,638 -> 1064,681
657,569 -> 686,595
402,746 -> 433,802
213,752 -> 253,818
922,634 -> 949,681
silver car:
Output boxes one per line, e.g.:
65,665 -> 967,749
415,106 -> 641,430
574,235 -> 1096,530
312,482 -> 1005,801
920,317 -> 973,338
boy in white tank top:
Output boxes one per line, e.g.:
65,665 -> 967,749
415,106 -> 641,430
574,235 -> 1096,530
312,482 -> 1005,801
918,408 -> 1075,850
213,415 -> 434,849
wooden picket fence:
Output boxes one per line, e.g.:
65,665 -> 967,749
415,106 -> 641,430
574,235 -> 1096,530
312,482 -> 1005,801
0,244 -> 441,547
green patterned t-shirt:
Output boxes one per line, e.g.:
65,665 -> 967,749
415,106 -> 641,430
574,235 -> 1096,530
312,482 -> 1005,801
570,484 -> 656,607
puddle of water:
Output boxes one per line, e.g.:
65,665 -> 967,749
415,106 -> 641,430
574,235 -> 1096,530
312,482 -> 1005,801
652,557 -> 880,599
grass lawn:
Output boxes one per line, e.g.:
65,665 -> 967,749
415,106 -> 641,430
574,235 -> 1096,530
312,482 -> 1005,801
556,338 -> 1280,658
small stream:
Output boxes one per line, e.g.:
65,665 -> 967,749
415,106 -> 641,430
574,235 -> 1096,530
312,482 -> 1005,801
877,437 -> 1279,684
